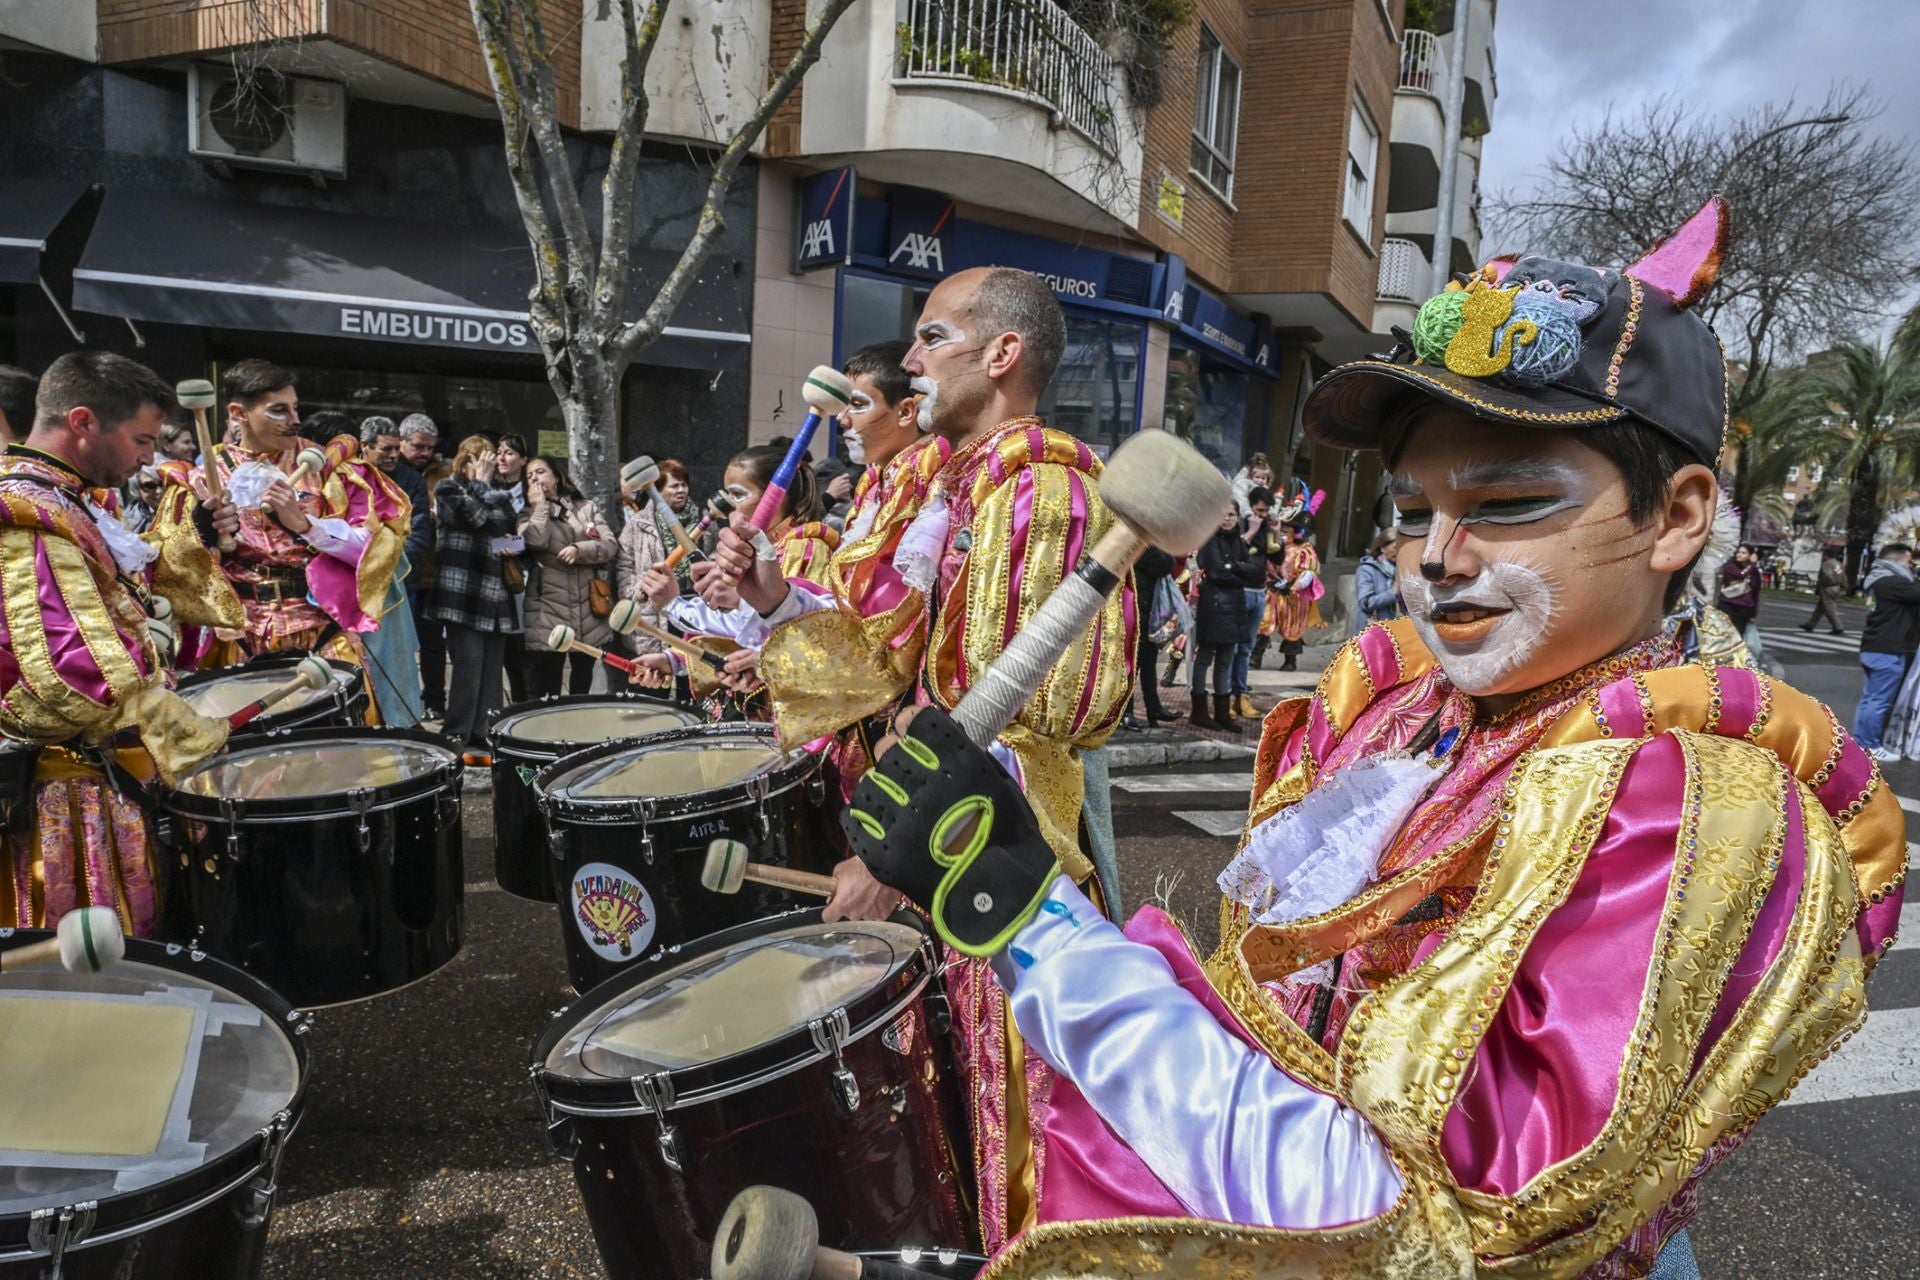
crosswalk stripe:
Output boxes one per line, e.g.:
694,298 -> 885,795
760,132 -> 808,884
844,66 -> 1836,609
1898,795 -> 1919,815
1756,629 -> 1856,652
1172,810 -> 1246,837
1780,1006 -> 1920,1106
1113,772 -> 1252,794
1894,904 -> 1919,953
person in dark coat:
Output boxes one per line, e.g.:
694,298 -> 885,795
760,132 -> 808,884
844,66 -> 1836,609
1190,507 -> 1265,732
427,435 -> 520,761
1801,551 -> 1848,635
1125,544 -> 1178,728
1715,543 -> 1762,633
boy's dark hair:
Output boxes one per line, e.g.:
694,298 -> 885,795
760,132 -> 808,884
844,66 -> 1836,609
1246,485 -> 1274,509
0,365 -> 37,436
222,358 -> 298,408
730,439 -> 823,523
302,409 -> 357,444
843,340 -> 914,407
35,351 -> 176,432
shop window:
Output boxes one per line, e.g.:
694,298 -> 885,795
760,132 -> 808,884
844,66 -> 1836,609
1190,26 -> 1241,199
1344,97 -> 1379,237
1165,342 -> 1250,475
1039,315 -> 1143,459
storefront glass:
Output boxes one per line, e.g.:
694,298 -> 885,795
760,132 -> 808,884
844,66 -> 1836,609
1163,341 -> 1250,473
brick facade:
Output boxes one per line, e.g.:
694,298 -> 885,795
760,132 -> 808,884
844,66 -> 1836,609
98,0 -> 581,127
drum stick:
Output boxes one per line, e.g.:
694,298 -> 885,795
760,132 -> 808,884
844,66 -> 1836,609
547,625 -> 637,675
284,442 -> 336,491
710,1184 -> 939,1280
621,456 -> 699,556
949,431 -> 1231,747
176,378 -> 234,553
701,840 -> 835,898
660,491 -> 735,572
605,599 -> 728,672
723,367 -> 854,586
227,655 -> 333,730
0,907 -> 125,975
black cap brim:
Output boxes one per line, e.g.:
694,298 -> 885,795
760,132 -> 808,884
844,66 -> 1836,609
1304,359 -> 1628,452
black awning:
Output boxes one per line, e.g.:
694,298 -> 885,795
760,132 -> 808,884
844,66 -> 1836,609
71,190 -> 750,369
0,180 -> 91,284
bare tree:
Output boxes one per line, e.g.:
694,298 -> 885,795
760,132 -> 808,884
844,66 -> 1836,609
1492,86 -> 1920,513
468,0 -> 858,522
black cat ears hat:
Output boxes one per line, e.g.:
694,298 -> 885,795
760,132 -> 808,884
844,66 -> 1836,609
1304,196 -> 1731,468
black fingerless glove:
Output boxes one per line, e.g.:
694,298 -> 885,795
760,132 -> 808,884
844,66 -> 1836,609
841,706 -> 1061,957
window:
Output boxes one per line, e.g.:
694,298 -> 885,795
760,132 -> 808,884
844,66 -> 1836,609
1039,315 -> 1143,458
1786,464 -> 1800,482
1190,26 -> 1240,198
1164,343 -> 1255,474
1810,463 -> 1824,484
1344,97 -> 1379,235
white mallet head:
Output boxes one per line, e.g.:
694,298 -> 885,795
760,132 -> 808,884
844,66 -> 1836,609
549,623 -> 577,651
57,906 -> 125,974
175,379 -> 217,412
621,456 -> 661,490
800,366 -> 854,416
294,446 -> 327,474
148,596 -> 173,622
700,839 -> 750,895
607,598 -> 642,636
710,1185 -> 820,1280
1097,429 -> 1235,556
294,654 -> 333,689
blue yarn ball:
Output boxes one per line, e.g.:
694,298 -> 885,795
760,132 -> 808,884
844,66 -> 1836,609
1497,291 -> 1584,387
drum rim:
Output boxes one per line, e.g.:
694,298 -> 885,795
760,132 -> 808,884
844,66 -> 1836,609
533,723 -> 815,823
175,653 -> 363,728
531,907 -> 933,1113
487,692 -> 701,760
0,933 -> 311,1252
154,725 -> 460,818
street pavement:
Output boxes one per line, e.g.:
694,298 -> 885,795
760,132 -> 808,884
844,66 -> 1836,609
262,600 -> 1918,1278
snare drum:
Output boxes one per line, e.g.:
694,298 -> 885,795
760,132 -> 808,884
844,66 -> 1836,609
530,910 -> 976,1280
175,651 -> 366,737
0,933 -> 308,1280
153,727 -> 464,1006
536,724 -> 831,992
487,696 -> 701,902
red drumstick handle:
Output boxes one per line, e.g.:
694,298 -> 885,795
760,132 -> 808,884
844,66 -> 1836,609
572,639 -> 636,675
226,658 -> 331,729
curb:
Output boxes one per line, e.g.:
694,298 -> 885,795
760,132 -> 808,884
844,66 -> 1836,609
1105,738 -> 1257,769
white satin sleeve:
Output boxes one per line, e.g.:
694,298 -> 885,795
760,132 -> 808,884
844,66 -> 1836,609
302,516 -> 369,566
995,878 -> 1403,1229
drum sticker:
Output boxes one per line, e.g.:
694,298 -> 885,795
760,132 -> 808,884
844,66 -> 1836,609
571,861 -> 658,961
516,764 -> 540,787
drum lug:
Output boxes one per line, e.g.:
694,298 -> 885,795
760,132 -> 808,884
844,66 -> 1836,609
152,811 -> 173,848
807,772 -> 826,806
348,786 -> 374,855
925,986 -> 952,1038
748,774 -> 772,841
530,1067 -> 577,1160
238,1109 -> 295,1226
632,1071 -> 684,1172
220,795 -> 242,860
631,798 -> 657,865
547,825 -> 568,862
809,1007 -> 860,1114
27,1200 -> 95,1279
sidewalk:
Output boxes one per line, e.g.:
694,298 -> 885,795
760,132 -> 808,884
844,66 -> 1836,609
1109,632 -> 1346,766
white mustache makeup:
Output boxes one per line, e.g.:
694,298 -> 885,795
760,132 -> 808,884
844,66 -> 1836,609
911,375 -> 939,432
1399,556 -> 1560,694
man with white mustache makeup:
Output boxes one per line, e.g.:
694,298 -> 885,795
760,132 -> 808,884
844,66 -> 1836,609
832,200 -> 1907,1279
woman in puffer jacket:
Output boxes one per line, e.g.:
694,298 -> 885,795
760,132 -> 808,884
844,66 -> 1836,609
614,469 -> 671,663
519,456 -> 617,696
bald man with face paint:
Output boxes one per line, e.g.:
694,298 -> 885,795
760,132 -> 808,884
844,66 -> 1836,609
840,202 -> 1906,1278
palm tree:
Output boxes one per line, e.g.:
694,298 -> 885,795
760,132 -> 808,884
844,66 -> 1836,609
1765,340 -> 1920,576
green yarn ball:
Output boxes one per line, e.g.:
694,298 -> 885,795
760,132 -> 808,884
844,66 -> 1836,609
1411,290 -> 1468,365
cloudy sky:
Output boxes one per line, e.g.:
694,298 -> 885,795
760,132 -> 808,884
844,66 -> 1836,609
1481,0 -> 1920,214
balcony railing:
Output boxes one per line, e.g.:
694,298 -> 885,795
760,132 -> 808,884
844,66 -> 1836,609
1378,237 -> 1428,303
1398,28 -> 1440,96
898,0 -> 1119,152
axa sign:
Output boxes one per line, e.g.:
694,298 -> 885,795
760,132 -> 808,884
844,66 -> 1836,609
890,232 -> 946,273
794,166 -> 855,271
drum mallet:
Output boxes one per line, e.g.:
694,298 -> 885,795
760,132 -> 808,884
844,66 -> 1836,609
701,839 -> 836,899
622,456 -> 700,558
284,437 -> 351,492
548,624 -> 639,677
723,367 -> 855,585
660,490 -> 736,572
710,1185 -> 940,1280
226,655 -> 333,730
607,598 -> 728,674
0,906 -> 126,975
948,430 -> 1230,747
175,378 -> 234,553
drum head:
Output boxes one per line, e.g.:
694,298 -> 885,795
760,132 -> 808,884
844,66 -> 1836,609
177,667 -> 340,720
493,700 -> 696,748
546,919 -> 925,1082
0,950 -> 301,1217
179,736 -> 455,802
545,735 -> 784,804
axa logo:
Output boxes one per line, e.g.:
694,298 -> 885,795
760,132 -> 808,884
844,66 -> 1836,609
801,218 -> 836,260
1163,292 -> 1184,323
891,232 -> 945,272
1255,343 -> 1272,365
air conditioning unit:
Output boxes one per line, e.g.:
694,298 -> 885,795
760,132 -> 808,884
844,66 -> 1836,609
188,64 -> 346,178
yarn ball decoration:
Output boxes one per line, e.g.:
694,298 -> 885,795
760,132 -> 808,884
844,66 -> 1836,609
1410,289 -> 1469,365
1495,291 -> 1583,387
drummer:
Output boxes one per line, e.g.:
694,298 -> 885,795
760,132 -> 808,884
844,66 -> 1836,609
151,359 -> 411,679
0,351 -> 238,936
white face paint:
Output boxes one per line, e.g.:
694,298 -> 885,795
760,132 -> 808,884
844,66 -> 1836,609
910,375 -> 939,433
842,431 -> 867,465
907,320 -> 968,434
1399,555 -> 1561,695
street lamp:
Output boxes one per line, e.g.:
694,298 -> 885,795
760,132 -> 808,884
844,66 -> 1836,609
1792,497 -> 1816,535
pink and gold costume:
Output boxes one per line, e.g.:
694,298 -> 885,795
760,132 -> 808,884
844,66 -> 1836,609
0,446 -> 240,936
763,417 -> 1136,1247
1262,537 -> 1324,646
981,616 -> 1905,1278
152,436 -> 409,668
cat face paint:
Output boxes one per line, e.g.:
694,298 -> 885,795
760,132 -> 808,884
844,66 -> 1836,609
1389,412 -> 1675,702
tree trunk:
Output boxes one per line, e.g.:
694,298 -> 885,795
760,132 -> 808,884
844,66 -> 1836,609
1846,451 -> 1881,582
567,355 -> 623,533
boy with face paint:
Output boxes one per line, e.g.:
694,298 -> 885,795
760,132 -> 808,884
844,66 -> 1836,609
833,339 -> 942,545
840,201 -> 1906,1277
